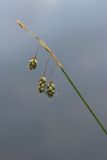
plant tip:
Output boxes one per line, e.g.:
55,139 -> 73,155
16,20 -> 26,29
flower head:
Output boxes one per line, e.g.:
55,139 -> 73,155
28,57 -> 38,70
46,81 -> 55,98
38,76 -> 47,93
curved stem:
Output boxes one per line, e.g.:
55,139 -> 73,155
35,46 -> 42,57
51,64 -> 56,81
17,20 -> 107,135
16,20 -> 62,68
43,56 -> 50,76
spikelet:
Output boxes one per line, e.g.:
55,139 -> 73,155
28,57 -> 38,70
38,76 -> 47,93
46,81 -> 55,98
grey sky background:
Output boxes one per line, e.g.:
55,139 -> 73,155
0,0 -> 107,159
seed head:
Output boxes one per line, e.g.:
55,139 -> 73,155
38,76 -> 47,93
46,81 -> 56,98
28,57 -> 38,70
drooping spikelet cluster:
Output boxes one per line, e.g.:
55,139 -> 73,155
37,76 -> 56,98
28,53 -> 56,98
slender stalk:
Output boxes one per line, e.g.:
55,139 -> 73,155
16,20 -> 107,135
51,64 -> 56,80
43,56 -> 50,76
35,46 -> 42,57
61,67 -> 107,135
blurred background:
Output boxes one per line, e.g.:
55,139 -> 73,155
0,0 -> 107,159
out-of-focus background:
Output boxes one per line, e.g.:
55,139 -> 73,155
0,0 -> 107,159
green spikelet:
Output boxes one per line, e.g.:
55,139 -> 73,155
38,76 -> 47,93
46,81 -> 55,98
28,57 -> 38,70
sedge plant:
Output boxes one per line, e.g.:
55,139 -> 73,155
16,20 -> 107,135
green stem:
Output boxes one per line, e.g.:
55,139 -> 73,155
17,20 -> 107,135
61,67 -> 107,135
